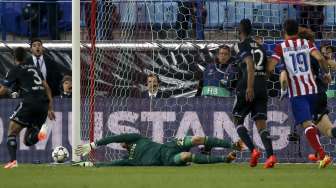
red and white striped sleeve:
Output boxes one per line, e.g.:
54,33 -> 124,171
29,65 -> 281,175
307,40 -> 318,53
271,44 -> 282,62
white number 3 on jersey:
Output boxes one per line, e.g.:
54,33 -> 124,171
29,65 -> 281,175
28,68 -> 43,85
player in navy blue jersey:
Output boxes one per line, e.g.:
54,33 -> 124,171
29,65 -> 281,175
232,19 -> 276,168
0,47 -> 55,169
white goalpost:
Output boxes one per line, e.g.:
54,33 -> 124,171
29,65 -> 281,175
72,0 -> 81,162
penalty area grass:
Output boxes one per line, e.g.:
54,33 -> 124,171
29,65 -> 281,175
1,163 -> 336,188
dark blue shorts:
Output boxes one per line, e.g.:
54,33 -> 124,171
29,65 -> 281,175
290,94 -> 318,125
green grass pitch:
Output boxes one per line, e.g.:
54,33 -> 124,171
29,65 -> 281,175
1,163 -> 336,188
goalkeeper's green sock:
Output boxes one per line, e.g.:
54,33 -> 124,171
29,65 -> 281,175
191,154 -> 230,164
204,136 -> 232,150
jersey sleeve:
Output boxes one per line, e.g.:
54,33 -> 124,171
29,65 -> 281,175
1,66 -> 20,87
271,44 -> 283,62
275,61 -> 286,74
238,43 -> 253,60
308,41 -> 318,53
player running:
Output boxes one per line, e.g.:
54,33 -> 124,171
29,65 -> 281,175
0,47 -> 55,169
279,27 -> 336,163
267,19 -> 332,168
74,133 -> 245,167
231,19 -> 276,168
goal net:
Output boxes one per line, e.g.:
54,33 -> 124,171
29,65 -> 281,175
80,0 -> 336,163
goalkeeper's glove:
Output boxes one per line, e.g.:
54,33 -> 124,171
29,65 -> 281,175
75,142 -> 97,157
72,161 -> 94,167
225,151 -> 237,163
280,88 -> 288,101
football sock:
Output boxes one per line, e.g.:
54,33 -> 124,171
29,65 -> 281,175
259,128 -> 274,158
192,154 -> 228,164
204,136 -> 232,149
236,125 -> 255,152
38,123 -> 48,141
7,135 -> 17,161
305,126 -> 325,159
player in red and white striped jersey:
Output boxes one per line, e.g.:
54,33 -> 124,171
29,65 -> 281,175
267,19 -> 332,168
272,38 -> 318,97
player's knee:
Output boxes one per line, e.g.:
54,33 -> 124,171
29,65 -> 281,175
191,136 -> 204,145
24,128 -> 39,146
180,152 -> 192,162
8,121 -> 22,136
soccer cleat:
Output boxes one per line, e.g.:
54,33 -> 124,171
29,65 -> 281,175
72,161 -> 94,167
319,155 -> 332,169
308,153 -> 319,162
225,152 -> 237,163
38,123 -> 48,141
4,160 -> 18,169
264,155 -> 277,169
232,139 -> 246,151
75,143 -> 95,157
249,149 -> 261,167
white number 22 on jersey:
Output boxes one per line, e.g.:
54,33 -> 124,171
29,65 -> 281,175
28,68 -> 43,85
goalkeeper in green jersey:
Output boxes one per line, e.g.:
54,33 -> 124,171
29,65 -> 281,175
74,133 -> 245,167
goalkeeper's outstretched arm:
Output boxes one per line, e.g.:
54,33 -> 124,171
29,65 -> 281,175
73,159 -> 135,167
75,133 -> 143,157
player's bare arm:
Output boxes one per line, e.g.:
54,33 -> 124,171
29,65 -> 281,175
311,50 -> 329,73
0,84 -> 8,96
280,71 -> 288,90
266,58 -> 278,75
279,71 -> 288,100
245,55 -> 254,102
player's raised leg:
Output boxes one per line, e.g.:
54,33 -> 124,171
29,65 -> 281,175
302,120 -> 331,168
4,121 -> 23,169
23,126 -> 41,146
291,94 -> 331,168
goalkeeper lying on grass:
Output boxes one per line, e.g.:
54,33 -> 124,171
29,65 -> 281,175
74,133 -> 245,167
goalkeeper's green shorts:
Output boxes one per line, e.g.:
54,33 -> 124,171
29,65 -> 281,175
160,137 -> 193,166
